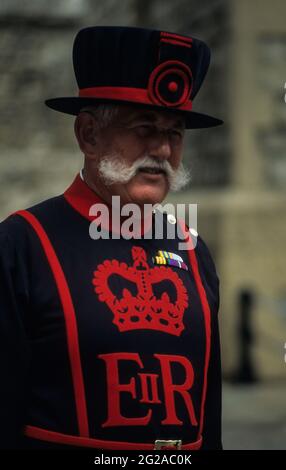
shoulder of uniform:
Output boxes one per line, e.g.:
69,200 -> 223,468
195,234 -> 220,287
26,194 -> 64,216
0,213 -> 29,256
0,195 -> 64,245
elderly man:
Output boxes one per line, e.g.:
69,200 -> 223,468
0,26 -> 222,450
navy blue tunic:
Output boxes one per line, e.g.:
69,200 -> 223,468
0,174 -> 222,449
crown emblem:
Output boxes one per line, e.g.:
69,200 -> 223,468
92,246 -> 188,336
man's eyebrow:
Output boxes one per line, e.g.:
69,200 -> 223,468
173,118 -> 185,129
128,112 -> 185,128
128,112 -> 157,122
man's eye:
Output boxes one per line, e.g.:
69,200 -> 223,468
169,130 -> 183,139
134,125 -> 154,136
131,125 -> 183,140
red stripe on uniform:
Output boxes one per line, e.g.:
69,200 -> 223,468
14,210 -> 90,438
177,220 -> 212,439
25,425 -> 203,450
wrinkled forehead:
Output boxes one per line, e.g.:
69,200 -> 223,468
116,105 -> 186,129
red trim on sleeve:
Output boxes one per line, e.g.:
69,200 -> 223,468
14,210 -> 90,438
177,220 -> 212,440
78,86 -> 193,110
24,425 -> 202,450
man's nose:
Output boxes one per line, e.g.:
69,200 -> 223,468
148,133 -> 172,161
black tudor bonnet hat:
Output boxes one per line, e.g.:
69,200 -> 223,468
45,26 -> 223,129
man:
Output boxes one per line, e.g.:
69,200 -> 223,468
0,26 -> 223,450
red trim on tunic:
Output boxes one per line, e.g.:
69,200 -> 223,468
78,86 -> 193,110
14,210 -> 90,438
64,174 -> 105,223
177,220 -> 212,439
24,425 -> 203,450
63,173 -> 153,237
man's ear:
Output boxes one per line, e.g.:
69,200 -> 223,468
74,112 -> 99,157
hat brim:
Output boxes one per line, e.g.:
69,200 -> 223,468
45,97 -> 223,129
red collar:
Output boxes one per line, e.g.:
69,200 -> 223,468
64,174 -> 153,237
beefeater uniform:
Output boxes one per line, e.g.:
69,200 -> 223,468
0,26 -> 223,450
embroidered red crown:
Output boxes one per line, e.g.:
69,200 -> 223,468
92,246 -> 188,336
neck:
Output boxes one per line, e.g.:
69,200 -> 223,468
82,167 -> 155,217
81,167 -> 114,207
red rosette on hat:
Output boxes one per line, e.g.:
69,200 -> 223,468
148,60 -> 193,108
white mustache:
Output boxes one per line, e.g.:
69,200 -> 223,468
98,154 -> 191,192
